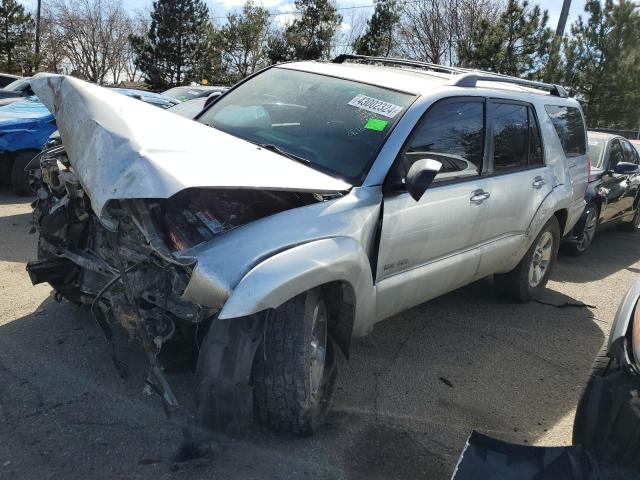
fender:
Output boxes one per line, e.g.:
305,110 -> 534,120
524,187 -> 563,248
218,236 -> 376,337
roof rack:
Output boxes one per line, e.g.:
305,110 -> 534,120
332,54 -> 468,76
331,54 -> 569,98
451,72 -> 568,97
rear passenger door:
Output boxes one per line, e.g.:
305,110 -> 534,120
477,100 -> 553,276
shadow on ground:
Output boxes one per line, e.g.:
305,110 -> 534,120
0,278 -> 604,479
557,227 -> 640,283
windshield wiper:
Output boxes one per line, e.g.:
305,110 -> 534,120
257,143 -> 310,165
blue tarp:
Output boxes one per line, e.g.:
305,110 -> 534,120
0,97 -> 56,152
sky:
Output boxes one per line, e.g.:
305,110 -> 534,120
19,0 -> 589,32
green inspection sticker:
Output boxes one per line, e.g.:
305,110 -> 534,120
364,118 -> 388,131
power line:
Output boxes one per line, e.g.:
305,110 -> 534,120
211,0 -> 422,19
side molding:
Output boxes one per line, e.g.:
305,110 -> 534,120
218,237 -> 377,337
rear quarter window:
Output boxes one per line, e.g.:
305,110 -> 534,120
544,105 -> 587,158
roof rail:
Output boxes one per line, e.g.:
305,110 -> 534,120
450,72 -> 568,97
332,54 -> 468,76
331,54 -> 569,98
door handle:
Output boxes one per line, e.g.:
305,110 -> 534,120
532,177 -> 546,188
470,189 -> 490,204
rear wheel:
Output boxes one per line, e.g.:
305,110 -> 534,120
252,288 -> 337,435
11,149 -> 38,196
494,216 -> 560,302
564,203 -> 598,255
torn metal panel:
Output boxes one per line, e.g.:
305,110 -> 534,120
30,73 -> 351,221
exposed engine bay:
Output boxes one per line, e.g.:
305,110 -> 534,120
26,145 -> 323,411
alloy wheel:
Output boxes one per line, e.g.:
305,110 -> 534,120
528,231 -> 553,288
309,300 -> 328,400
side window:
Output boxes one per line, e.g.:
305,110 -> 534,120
528,107 -> 544,165
491,102 -> 544,171
544,105 -> 587,157
608,140 -> 625,171
403,99 -> 484,182
621,140 -> 639,164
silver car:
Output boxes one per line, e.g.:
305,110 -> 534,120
27,56 -> 588,435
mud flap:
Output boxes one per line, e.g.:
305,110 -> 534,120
195,313 -> 265,436
452,431 -> 600,480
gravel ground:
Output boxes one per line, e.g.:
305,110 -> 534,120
0,190 -> 638,480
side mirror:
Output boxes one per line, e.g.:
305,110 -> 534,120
405,158 -> 442,201
614,162 -> 640,175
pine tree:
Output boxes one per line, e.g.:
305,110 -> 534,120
562,0 -> 640,129
268,0 -> 342,62
457,0 -> 552,78
353,0 -> 399,56
0,0 -> 35,75
130,0 -> 215,90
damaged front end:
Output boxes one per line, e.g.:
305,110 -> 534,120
27,144 -> 323,415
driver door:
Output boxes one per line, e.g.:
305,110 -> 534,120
375,97 -> 492,321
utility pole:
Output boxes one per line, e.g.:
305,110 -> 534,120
556,0 -> 572,37
35,0 -> 42,71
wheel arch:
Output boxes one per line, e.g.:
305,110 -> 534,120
217,236 -> 376,355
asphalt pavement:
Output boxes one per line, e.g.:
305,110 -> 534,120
0,190 -> 638,480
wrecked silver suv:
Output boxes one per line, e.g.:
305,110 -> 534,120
27,56 -> 589,435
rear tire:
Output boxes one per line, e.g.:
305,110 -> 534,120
252,288 -> 337,435
11,150 -> 38,196
494,216 -> 560,302
564,203 -> 599,256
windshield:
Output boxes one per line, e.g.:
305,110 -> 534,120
197,67 -> 414,183
587,138 -> 606,168
164,87 -> 207,101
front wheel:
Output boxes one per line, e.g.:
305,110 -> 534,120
11,149 -> 39,196
494,216 -> 560,302
252,288 -> 337,435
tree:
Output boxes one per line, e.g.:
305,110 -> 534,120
458,0 -> 553,77
353,0 -> 399,56
221,1 -> 271,80
50,0 -> 133,84
562,0 -> 640,129
0,0 -> 35,75
131,0 -> 215,90
268,0 -> 342,62
395,0 -> 500,66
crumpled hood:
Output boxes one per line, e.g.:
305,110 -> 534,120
30,73 -> 351,220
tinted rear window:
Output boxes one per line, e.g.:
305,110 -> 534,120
544,105 -> 586,157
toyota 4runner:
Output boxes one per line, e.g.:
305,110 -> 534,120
27,55 -> 589,435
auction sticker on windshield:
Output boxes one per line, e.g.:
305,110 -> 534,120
348,95 -> 403,118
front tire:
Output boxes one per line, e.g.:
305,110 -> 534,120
572,343 -> 609,446
494,216 -> 560,302
11,150 -> 39,196
252,288 -> 337,435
